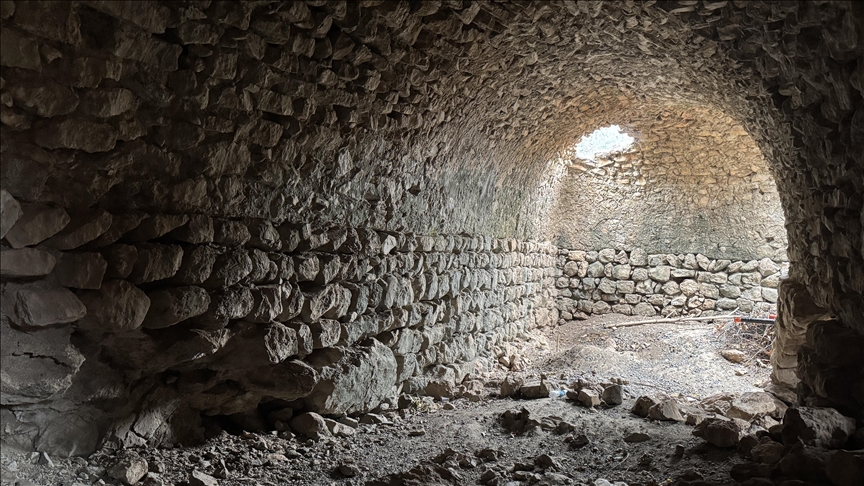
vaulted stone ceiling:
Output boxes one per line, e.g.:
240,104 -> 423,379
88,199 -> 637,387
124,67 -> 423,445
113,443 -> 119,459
1,0 -> 862,457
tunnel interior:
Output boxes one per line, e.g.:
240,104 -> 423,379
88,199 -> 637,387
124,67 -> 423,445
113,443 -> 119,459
0,0 -> 863,484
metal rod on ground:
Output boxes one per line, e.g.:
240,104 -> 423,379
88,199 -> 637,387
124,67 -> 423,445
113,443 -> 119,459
603,314 -> 739,329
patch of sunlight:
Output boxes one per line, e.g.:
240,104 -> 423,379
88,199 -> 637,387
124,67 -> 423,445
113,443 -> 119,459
574,125 -> 635,161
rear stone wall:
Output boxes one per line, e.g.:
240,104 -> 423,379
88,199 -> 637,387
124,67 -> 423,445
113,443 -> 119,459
1,194 -> 559,456
555,248 -> 787,321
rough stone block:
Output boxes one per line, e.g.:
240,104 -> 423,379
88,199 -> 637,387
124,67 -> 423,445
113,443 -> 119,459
78,280 -> 151,332
42,209 -> 113,250
50,252 -> 108,289
0,248 -> 56,277
4,204 -> 70,249
128,244 -> 183,284
142,286 -> 211,329
0,321 -> 84,405
0,283 -> 87,328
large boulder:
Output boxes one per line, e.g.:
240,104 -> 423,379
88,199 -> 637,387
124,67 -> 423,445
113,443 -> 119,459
782,407 -> 856,449
0,320 -> 85,404
304,339 -> 397,415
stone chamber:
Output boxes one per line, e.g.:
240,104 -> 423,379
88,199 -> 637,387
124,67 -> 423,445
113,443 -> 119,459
0,0 -> 862,480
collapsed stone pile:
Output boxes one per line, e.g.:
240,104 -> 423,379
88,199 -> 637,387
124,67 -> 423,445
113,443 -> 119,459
555,248 -> 786,319
1,188 -> 558,457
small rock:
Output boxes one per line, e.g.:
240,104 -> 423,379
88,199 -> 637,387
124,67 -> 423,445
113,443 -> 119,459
359,413 -> 390,425
408,429 -> 426,437
576,388 -> 601,407
37,452 -> 53,467
289,412 -> 330,440
533,454 -> 561,470
693,417 -> 742,448
623,432 -> 651,443
727,392 -> 777,421
324,418 -> 356,437
631,395 -> 661,417
520,380 -> 553,399
189,470 -> 219,486
336,463 -> 360,477
565,433 -> 590,449
721,349 -> 746,363
648,399 -> 685,422
108,455 -> 148,485
500,375 -> 523,398
601,384 -> 623,406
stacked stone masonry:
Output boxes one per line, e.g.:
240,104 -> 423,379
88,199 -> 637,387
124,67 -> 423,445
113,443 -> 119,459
555,248 -> 787,320
1,0 -> 862,457
0,194 -> 558,456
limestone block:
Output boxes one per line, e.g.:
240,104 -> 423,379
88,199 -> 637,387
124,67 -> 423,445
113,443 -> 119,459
192,287 -> 253,330
0,189 -> 22,240
611,264 -> 631,279
276,283 -> 304,322
78,88 -> 139,118
172,245 -> 219,285
142,286 -> 210,329
246,219 -> 281,251
7,79 -> 79,118
304,340 -> 397,415
310,319 -> 341,349
0,27 -> 41,71
0,321 -> 84,405
42,209 -> 113,250
0,248 -> 56,277
727,392 -> 777,421
4,204 -> 70,249
247,286 -> 283,324
1,282 -> 87,328
295,254 -> 320,282
125,214 -> 189,243
88,212 -> 148,248
246,249 -> 272,283
32,118 -> 118,153
128,244 -> 183,284
102,244 -> 138,280
50,252 -> 107,289
213,219 -> 250,246
167,215 -> 214,244
315,255 -> 342,286
203,249 -> 252,288
78,280 -> 150,332
647,266 -> 671,282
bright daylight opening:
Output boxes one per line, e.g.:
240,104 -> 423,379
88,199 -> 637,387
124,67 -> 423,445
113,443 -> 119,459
574,124 -> 635,162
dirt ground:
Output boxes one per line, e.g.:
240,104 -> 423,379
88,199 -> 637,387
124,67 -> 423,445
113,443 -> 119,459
1,313 -> 776,486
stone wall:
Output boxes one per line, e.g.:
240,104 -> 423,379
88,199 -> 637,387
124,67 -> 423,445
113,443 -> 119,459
1,0 -> 862,456
1,193 -> 558,455
555,248 -> 787,320
547,101 -> 788,261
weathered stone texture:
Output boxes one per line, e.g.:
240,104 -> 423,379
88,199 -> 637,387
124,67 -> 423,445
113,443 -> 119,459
0,0 -> 862,458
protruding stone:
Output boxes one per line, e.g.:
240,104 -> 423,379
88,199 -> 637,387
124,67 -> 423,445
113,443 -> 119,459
141,286 -> 210,329
42,209 -> 113,250
167,214 -> 214,244
108,455 -> 148,486
0,283 -> 86,328
78,280 -> 151,332
125,214 -> 190,243
50,252 -> 108,289
693,418 -> 742,447
4,204 -> 70,249
290,412 -> 330,440
0,189 -> 23,240
128,244 -> 183,284
0,320 -> 85,405
0,248 -> 56,277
